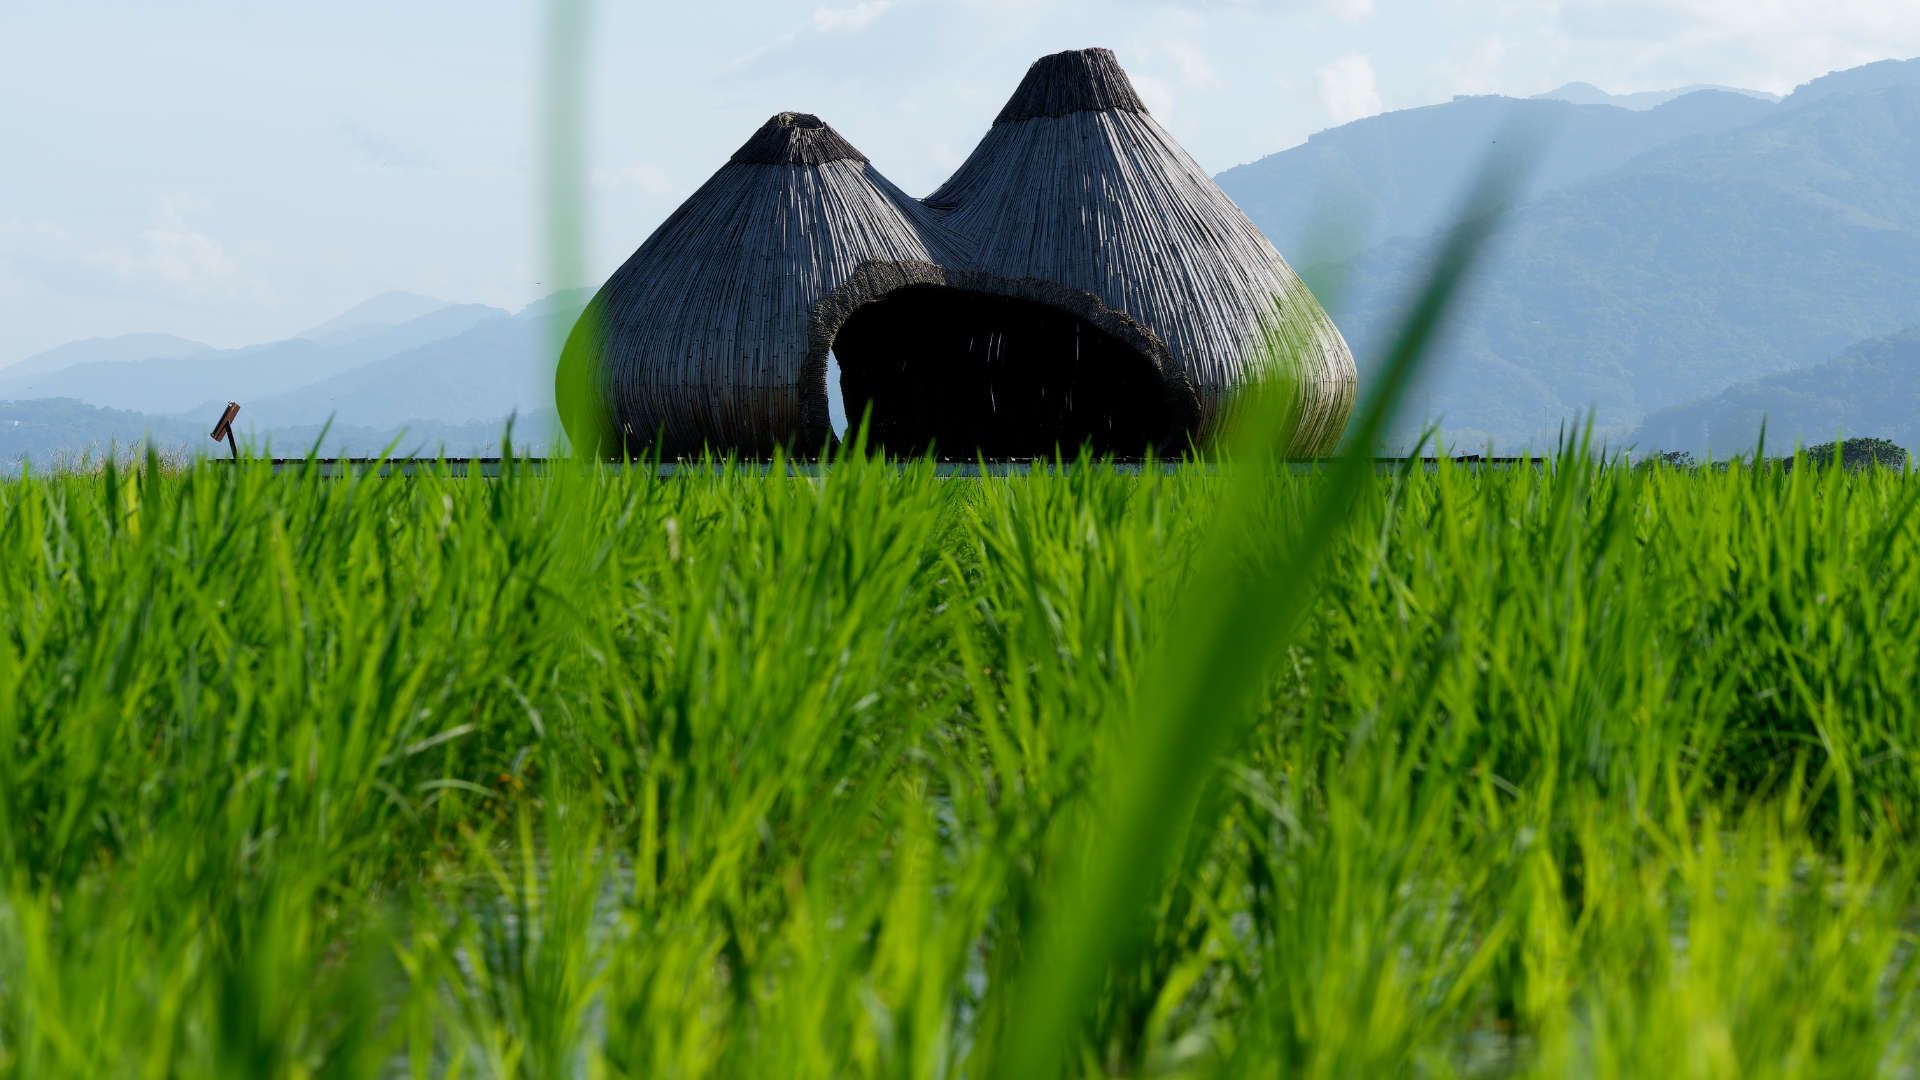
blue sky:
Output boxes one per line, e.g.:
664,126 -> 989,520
3,0 -> 1917,364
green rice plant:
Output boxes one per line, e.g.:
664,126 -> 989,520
3,439 -> 1920,1077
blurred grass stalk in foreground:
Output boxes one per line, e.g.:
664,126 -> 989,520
545,0 -> 602,461
989,149 -> 1532,1076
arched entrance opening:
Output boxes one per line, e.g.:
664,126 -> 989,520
830,284 -> 1185,458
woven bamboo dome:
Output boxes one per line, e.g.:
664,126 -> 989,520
556,112 -> 970,457
560,49 -> 1354,458
926,49 -> 1355,453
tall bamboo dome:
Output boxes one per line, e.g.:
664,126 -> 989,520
927,48 -> 1357,453
557,112 -> 973,457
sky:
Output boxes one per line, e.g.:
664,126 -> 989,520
3,0 -> 1918,365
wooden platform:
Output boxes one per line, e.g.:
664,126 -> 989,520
258,457 -> 1539,478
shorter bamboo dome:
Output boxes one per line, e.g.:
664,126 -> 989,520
560,48 -> 1355,458
555,112 -> 968,457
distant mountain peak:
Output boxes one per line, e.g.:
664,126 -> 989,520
1535,81 -> 1609,105
297,291 -> 453,342
1533,81 -> 1779,111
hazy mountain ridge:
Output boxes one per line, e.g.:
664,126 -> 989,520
1784,58 -> 1920,108
0,303 -> 511,414
3,333 -> 212,378
1216,88 -> 1776,265
1305,61 -> 1920,449
1533,81 -> 1779,110
233,297 -> 586,433
1633,327 -> 1920,454
296,291 -> 456,342
0,291 -> 587,464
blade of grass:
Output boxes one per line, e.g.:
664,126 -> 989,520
544,0 -> 606,460
987,153 -> 1533,1076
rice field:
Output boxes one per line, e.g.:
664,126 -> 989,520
2,446 -> 1918,1077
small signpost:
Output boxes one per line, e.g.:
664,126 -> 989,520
210,401 -> 241,463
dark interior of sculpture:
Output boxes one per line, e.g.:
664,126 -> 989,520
831,285 -> 1179,458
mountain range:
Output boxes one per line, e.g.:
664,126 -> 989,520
6,57 -> 1919,463
1532,81 -> 1780,111
0,292 -> 582,466
1219,57 -> 1920,451
1216,85 -> 1778,265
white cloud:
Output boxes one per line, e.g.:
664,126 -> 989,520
105,202 -> 237,289
592,164 -> 675,198
1561,0 -> 1919,37
726,0 -> 900,74
1330,0 -> 1373,23
4,209 -> 234,291
811,0 -> 897,33
1131,71 -> 1179,120
1316,53 -> 1382,124
1165,40 -> 1225,90
1135,0 -> 1372,17
1548,0 -> 1920,91
343,125 -> 433,174
722,32 -> 798,75
0,219 -> 75,247
1443,36 -> 1511,97
0,204 -> 268,325
0,220 -> 74,301
928,140 -> 964,174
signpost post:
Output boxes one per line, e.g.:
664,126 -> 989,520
210,402 -> 241,463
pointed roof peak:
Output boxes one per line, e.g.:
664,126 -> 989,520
994,48 -> 1148,125
730,112 -> 868,166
